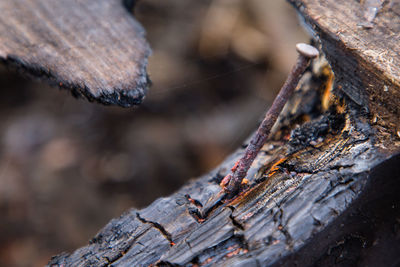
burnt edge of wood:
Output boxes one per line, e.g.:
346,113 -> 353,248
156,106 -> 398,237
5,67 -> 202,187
1,55 -> 150,107
0,0 -> 151,107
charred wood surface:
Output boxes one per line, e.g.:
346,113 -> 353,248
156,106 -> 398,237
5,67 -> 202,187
289,0 -> 400,146
0,0 -> 150,107
48,0 -> 400,266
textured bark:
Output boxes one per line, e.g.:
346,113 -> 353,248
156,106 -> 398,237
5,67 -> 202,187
47,0 -> 400,266
0,0 -> 150,107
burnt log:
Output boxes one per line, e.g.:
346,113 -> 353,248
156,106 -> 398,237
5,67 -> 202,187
0,0 -> 150,107
48,0 -> 400,266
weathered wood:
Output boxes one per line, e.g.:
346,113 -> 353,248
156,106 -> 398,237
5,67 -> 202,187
288,0 -> 400,146
0,0 -> 150,107
47,1 -> 400,266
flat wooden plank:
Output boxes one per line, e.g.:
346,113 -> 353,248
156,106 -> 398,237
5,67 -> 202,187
0,0 -> 151,107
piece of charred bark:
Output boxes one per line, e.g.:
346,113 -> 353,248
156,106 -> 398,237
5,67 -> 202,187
48,0 -> 400,266
0,0 -> 151,107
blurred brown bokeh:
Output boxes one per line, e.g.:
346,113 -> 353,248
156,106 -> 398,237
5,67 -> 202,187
0,0 -> 308,266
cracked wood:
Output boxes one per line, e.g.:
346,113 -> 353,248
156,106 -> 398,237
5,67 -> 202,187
0,0 -> 151,107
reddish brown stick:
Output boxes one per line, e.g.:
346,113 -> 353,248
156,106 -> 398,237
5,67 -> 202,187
224,43 -> 319,198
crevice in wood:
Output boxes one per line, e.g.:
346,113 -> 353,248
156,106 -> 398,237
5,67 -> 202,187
103,240 -> 136,267
184,194 -> 203,208
314,176 -> 355,204
278,224 -> 294,249
228,206 -> 245,231
136,212 -> 175,246
181,234 -> 250,266
201,194 -> 226,219
272,207 -> 294,249
187,207 -> 205,224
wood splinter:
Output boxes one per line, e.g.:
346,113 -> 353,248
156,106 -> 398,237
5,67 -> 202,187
223,43 -> 319,198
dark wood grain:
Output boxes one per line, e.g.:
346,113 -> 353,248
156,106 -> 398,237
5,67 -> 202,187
0,0 -> 151,107
47,0 -> 400,266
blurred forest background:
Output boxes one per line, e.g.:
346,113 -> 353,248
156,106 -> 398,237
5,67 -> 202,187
0,0 -> 308,266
